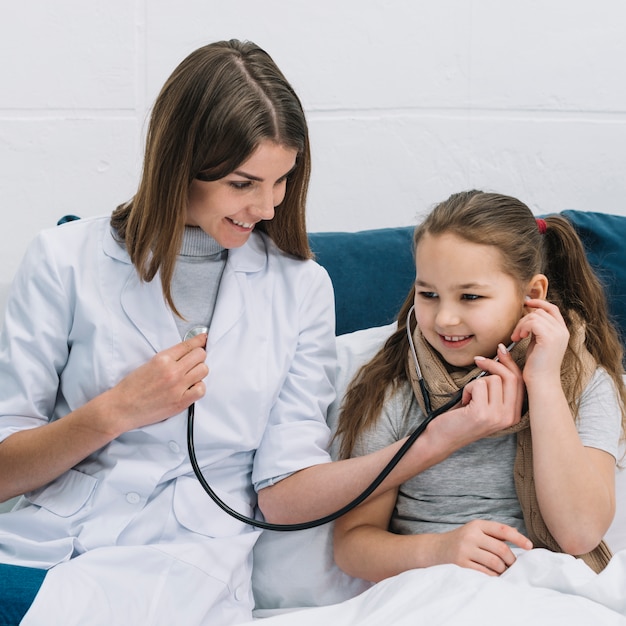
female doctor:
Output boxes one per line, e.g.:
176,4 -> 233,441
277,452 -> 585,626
0,40 -> 525,625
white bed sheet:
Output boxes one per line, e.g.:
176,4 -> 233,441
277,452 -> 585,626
249,548 -> 626,625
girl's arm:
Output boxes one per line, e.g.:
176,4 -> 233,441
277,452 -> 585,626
510,299 -> 616,554
333,486 -> 532,581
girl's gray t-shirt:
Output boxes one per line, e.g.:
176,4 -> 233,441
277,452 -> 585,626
353,368 -> 621,537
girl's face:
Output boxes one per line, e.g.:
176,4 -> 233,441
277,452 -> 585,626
413,232 -> 526,368
186,140 -> 298,248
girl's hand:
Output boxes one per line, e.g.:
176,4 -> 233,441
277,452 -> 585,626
432,520 -> 532,576
103,333 -> 209,435
511,298 -> 569,384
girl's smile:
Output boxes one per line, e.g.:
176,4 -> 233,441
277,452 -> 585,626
439,334 -> 473,350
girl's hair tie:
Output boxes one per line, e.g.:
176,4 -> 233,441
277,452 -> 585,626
536,218 -> 547,235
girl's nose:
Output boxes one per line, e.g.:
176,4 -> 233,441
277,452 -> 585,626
435,304 -> 461,328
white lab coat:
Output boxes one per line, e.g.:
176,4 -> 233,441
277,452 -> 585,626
0,216 -> 335,624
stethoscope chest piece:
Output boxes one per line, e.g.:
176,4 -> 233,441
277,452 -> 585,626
184,326 -> 209,341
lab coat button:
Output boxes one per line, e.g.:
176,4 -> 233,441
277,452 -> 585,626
234,586 -> 246,602
126,492 -> 141,504
168,440 -> 180,454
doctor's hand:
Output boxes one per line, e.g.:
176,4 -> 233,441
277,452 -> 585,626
462,343 -> 524,431
0,333 -> 209,501
103,333 -> 209,435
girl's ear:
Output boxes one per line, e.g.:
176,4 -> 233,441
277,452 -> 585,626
526,273 -> 548,300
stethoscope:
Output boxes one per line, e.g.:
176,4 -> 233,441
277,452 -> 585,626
185,309 -> 507,531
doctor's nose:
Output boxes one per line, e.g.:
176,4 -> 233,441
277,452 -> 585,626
250,193 -> 276,221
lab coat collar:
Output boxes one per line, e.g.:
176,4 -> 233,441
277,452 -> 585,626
227,229 -> 268,273
206,231 -> 269,346
102,223 -> 132,263
103,226 -> 269,353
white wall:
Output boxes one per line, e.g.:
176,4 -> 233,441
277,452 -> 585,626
1,0 -> 625,311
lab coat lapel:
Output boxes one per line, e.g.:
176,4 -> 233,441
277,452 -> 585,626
208,232 -> 267,346
120,271 -> 180,353
101,225 -> 183,352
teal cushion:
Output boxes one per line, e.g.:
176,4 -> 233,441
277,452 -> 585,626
309,211 -> 626,348
562,210 -> 626,347
309,226 -> 415,336
0,563 -> 46,625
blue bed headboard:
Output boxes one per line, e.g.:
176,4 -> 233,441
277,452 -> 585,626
309,210 -> 626,342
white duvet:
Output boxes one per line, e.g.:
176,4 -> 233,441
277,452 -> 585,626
249,548 -> 626,625
248,324 -> 626,625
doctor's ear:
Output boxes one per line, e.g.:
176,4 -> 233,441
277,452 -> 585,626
525,274 -> 548,301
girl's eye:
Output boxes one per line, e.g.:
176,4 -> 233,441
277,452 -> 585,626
461,294 -> 481,301
418,290 -> 437,299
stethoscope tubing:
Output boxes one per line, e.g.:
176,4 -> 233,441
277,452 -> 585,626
186,387 -> 462,531
187,306 -> 515,531
186,308 -> 516,531
186,306 -> 463,531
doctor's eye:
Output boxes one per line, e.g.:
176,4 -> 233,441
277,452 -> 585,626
461,294 -> 482,301
229,181 -> 253,190
275,171 -> 294,187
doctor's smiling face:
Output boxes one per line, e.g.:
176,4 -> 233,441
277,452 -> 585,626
187,140 -> 298,249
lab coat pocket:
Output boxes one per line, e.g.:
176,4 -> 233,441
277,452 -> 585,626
173,475 -> 252,538
25,469 -> 97,518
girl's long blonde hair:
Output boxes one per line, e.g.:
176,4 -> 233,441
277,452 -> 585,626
336,190 -> 626,459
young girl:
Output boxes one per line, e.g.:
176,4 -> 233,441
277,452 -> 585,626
334,190 -> 626,581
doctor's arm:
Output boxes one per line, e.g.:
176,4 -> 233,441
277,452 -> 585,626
0,334 -> 208,502
258,353 -> 525,524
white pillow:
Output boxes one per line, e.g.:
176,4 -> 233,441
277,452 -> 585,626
327,322 -> 398,457
251,323 -> 395,611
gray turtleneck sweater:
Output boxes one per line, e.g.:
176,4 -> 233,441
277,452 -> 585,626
171,226 -> 227,339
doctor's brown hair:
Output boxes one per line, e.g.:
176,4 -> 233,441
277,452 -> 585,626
336,190 -> 626,460
110,39 -> 312,314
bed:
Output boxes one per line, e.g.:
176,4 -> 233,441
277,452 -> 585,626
248,209 -> 626,624
1,210 -> 625,624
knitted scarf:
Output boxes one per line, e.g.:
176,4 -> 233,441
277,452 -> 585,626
407,320 -> 612,573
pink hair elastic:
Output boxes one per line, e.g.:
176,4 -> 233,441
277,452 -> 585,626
536,218 -> 547,234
